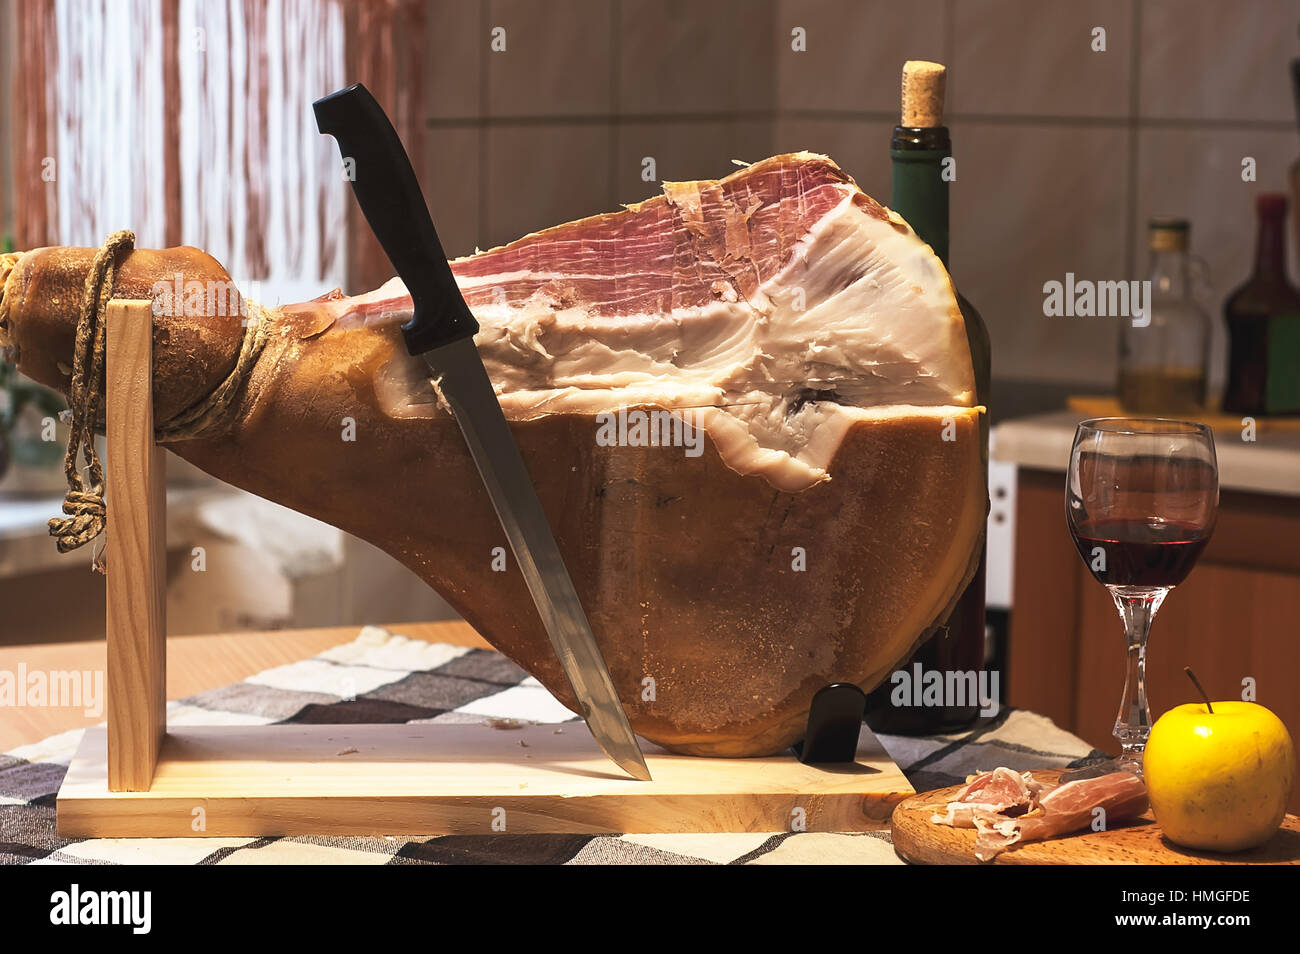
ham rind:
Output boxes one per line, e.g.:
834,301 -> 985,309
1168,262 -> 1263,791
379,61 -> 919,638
931,767 -> 1047,828
972,771 -> 1149,861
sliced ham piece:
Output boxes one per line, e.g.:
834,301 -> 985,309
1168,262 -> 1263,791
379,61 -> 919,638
972,771 -> 1149,861
930,767 -> 1047,828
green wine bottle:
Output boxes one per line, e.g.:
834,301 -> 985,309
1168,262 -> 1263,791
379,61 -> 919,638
864,61 -> 992,735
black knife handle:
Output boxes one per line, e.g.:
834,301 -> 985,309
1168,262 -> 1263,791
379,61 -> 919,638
313,83 -> 478,354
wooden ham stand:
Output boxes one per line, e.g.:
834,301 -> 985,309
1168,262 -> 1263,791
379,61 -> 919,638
55,299 -> 913,838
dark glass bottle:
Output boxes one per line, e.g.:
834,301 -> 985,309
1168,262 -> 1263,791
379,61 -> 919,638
863,123 -> 992,736
1223,194 -> 1300,416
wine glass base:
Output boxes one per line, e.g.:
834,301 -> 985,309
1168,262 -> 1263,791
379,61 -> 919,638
1058,752 -> 1144,784
1115,750 -> 1144,777
1114,730 -> 1148,774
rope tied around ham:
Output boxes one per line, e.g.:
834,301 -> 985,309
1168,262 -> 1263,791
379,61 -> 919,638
153,291 -> 270,443
47,230 -> 131,565
48,230 -> 271,567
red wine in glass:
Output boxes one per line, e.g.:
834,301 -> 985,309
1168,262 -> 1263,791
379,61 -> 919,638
1071,517 -> 1210,588
1066,419 -> 1218,772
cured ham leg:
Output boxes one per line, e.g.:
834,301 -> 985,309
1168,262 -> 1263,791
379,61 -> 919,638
0,153 -> 984,757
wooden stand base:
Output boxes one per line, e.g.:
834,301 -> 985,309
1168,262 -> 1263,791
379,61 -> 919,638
57,721 -> 912,838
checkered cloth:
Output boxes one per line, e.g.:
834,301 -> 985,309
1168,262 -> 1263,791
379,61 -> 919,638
1,626 -> 1102,864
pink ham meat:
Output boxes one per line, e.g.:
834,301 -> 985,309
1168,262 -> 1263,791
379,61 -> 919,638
450,159 -> 851,315
930,767 -> 1047,828
972,771 -> 1149,861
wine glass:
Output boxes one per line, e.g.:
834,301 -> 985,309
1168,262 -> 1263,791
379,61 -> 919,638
1066,418 -> 1218,773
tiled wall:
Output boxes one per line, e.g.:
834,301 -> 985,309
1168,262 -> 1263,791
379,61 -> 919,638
424,0 -> 776,257
421,0 -> 1300,392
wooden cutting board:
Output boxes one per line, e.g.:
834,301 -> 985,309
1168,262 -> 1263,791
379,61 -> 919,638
891,770 -> 1300,865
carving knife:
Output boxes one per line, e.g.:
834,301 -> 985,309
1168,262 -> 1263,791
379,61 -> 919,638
314,84 -> 651,782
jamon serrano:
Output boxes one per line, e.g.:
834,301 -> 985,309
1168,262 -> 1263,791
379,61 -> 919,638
930,767 -> 1047,828
973,771 -> 1149,860
932,768 -> 1148,861
0,153 -> 984,756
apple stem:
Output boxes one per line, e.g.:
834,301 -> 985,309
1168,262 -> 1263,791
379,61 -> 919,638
1184,666 -> 1213,714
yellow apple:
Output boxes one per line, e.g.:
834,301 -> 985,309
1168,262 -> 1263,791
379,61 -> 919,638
1145,701 -> 1296,852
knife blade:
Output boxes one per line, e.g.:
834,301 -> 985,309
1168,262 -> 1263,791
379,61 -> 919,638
313,83 -> 650,782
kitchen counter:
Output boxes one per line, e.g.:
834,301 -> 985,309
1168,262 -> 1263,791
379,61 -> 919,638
993,409 -> 1300,496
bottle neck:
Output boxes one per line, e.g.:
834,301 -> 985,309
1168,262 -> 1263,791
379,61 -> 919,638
1148,249 -> 1190,299
1253,212 -> 1288,282
890,125 -> 951,266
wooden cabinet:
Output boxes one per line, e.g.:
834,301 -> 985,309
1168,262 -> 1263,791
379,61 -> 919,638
1007,468 -> 1300,811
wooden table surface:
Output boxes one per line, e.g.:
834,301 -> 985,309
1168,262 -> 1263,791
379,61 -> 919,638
0,621 -> 490,751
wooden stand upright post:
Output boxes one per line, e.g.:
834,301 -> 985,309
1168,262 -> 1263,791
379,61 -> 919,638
104,299 -> 167,791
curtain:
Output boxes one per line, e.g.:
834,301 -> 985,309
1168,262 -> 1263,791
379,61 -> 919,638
11,0 -> 426,297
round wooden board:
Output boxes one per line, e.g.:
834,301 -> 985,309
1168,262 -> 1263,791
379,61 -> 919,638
890,770 -> 1300,865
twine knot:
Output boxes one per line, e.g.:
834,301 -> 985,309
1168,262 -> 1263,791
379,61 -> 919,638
48,489 -> 108,552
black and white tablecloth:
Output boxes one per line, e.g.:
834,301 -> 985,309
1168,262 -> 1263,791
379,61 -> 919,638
1,626 -> 1101,864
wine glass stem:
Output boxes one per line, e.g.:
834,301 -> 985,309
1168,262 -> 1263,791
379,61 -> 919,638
1109,586 -> 1169,770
